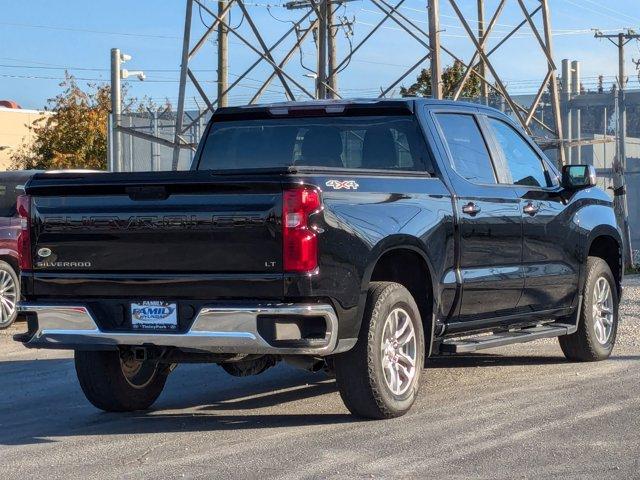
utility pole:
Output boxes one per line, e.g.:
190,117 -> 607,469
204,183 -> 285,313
571,60 -> 581,163
327,0 -> 338,98
595,29 -> 640,267
110,48 -> 122,172
316,0 -> 328,99
285,0 -> 347,99
561,58 -> 572,164
428,0 -> 442,99
477,0 -> 488,103
217,0 -> 228,108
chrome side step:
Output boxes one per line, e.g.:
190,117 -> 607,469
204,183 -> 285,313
440,324 -> 573,354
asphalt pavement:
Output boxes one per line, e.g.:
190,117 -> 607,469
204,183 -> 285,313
1,278 -> 640,479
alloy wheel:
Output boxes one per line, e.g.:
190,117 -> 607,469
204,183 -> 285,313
592,276 -> 614,345
380,307 -> 418,396
0,269 -> 17,327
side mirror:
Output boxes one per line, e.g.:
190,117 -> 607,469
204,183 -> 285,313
561,165 -> 597,190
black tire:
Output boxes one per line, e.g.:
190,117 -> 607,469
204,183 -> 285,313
559,257 -> 619,362
0,260 -> 19,329
74,350 -> 170,412
333,282 -> 425,419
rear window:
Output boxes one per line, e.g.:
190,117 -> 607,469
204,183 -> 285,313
197,116 -> 433,172
0,180 -> 25,217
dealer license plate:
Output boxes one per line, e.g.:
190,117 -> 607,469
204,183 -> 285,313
131,301 -> 178,330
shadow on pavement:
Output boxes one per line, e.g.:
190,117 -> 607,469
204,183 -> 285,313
427,353 -> 568,368
0,359 -> 353,446
427,352 -> 640,368
2,352 -> 638,446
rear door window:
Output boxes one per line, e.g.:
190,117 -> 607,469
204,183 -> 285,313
435,113 -> 497,184
197,116 -> 433,172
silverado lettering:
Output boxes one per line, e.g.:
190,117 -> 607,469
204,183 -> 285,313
35,261 -> 92,268
41,214 -> 266,231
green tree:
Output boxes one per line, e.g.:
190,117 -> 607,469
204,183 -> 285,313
11,74 -> 111,170
400,60 -> 482,99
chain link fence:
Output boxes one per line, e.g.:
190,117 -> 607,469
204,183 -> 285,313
112,110 -> 211,172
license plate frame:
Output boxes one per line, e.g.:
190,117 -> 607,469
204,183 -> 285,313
131,301 -> 178,331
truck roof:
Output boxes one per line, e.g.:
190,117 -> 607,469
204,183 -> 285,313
212,97 -> 503,119
0,170 -> 43,182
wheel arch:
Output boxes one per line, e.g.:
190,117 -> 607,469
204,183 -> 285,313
359,236 -> 437,356
586,229 -> 623,297
0,251 -> 19,276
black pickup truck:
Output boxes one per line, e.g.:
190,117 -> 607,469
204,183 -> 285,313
15,99 -> 623,419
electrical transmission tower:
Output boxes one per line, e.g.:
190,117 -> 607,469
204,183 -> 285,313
121,0 -> 565,169
429,0 -> 563,164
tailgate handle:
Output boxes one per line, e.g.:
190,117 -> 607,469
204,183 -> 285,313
126,186 -> 169,201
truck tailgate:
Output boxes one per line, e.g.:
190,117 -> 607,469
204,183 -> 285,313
26,171 -> 283,274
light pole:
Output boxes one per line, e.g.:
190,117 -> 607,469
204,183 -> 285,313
110,48 -> 122,172
110,49 -> 145,172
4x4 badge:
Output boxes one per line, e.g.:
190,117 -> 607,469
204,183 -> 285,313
326,180 -> 359,190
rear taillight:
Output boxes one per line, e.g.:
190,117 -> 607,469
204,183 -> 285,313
16,195 -> 32,270
283,187 -> 321,273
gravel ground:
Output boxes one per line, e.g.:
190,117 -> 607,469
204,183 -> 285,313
1,278 -> 639,479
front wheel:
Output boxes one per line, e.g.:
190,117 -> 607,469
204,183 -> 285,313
334,282 -> 425,419
559,257 -> 619,362
74,350 -> 170,412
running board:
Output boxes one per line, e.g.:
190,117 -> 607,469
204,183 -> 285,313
440,324 -> 573,354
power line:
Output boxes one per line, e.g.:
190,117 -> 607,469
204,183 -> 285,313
359,6 -> 625,38
0,73 -> 108,82
581,0 -> 640,25
0,21 -> 180,39
557,0 -> 637,29
0,2 -> 299,39
0,72 -> 296,97
0,63 -> 266,81
2,63 -> 617,86
397,0 -> 629,34
1,3 -> 634,42
0,64 -> 107,72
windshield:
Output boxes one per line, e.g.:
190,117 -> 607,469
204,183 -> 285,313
196,115 -> 432,172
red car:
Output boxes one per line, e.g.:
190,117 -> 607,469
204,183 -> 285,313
0,169 -> 103,328
0,170 -> 40,328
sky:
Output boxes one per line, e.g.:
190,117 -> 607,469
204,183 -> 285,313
1,0 -> 640,110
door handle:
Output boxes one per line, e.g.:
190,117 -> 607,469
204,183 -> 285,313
462,202 -> 481,216
523,202 -> 539,216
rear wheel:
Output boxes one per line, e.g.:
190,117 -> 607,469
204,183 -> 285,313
334,282 -> 424,419
0,261 -> 18,329
74,350 -> 170,412
559,257 -> 618,362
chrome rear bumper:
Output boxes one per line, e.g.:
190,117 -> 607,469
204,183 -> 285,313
17,303 -> 339,355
